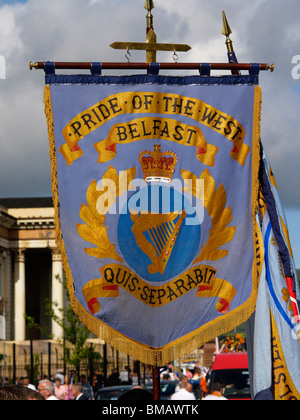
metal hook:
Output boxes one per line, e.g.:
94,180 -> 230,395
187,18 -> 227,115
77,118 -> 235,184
125,49 -> 131,63
172,51 -> 179,63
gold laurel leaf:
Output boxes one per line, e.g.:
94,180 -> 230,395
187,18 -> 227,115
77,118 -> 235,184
103,166 -> 119,192
214,226 -> 236,246
85,247 -> 123,263
182,168 -> 236,264
195,226 -> 236,263
77,224 -> 102,247
209,184 -> 226,217
79,204 -> 105,226
77,166 -> 136,264
213,207 -> 233,230
96,193 -> 116,216
181,170 -> 199,197
118,168 -> 136,197
87,180 -> 105,215
199,169 -> 216,210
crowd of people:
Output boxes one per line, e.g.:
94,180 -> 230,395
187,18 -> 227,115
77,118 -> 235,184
0,365 -> 144,401
0,361 -> 228,400
113,363 -> 228,401
169,374 -> 227,401
108,362 -> 228,401
0,370 -> 95,400
160,362 -> 227,400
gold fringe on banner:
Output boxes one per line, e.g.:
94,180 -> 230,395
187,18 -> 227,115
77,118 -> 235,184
252,85 -> 263,217
43,84 -> 263,367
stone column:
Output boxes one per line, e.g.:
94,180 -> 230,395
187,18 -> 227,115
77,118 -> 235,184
0,249 -> 5,297
0,250 -> 8,338
51,249 -> 64,339
14,249 -> 26,342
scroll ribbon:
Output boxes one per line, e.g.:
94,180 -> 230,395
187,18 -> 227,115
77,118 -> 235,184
82,263 -> 237,314
56,90 -> 249,166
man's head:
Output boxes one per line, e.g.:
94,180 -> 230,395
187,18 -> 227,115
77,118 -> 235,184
71,383 -> 83,398
211,382 -> 225,394
179,374 -> 188,383
23,376 -> 30,387
37,379 -> 55,399
0,385 -> 45,400
179,381 -> 188,390
79,374 -> 86,383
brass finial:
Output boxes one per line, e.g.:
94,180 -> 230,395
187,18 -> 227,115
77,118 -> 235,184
29,61 -> 38,70
144,0 -> 155,31
144,0 -> 156,62
222,11 -> 232,37
222,11 -> 233,53
144,0 -> 154,11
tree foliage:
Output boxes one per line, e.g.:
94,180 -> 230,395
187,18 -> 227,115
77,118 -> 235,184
25,274 -> 101,379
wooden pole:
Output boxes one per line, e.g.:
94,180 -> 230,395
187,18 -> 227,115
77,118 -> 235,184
152,365 -> 161,401
103,343 -> 107,387
30,61 -> 274,72
30,340 -> 34,385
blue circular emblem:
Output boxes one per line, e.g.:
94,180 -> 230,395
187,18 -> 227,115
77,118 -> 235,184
118,184 -> 201,283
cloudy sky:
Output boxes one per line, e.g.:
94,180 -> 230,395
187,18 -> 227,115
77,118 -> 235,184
0,0 -> 300,264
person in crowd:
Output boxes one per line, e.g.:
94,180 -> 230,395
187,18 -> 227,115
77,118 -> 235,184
54,377 -> 66,400
131,372 -> 139,386
187,382 -> 194,394
202,382 -> 228,400
69,369 -> 76,385
23,376 -> 36,391
107,368 -> 121,386
64,374 -> 74,400
55,369 -> 64,384
16,376 -> 24,385
37,379 -> 59,400
72,383 -> 88,400
192,367 -> 202,379
119,366 -> 132,385
93,369 -> 105,392
185,368 -> 193,380
174,374 -> 188,392
195,370 -> 208,399
0,384 -> 45,400
166,363 -> 177,380
171,381 -> 196,400
79,374 -> 94,400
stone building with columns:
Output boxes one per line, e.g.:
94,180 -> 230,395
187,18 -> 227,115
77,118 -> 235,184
0,197 -> 64,342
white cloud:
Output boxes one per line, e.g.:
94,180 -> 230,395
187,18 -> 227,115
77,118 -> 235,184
0,4 -> 23,58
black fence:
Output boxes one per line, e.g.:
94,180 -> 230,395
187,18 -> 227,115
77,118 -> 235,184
0,340 -> 152,389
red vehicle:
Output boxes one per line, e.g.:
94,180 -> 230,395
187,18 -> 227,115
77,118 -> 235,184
208,352 -> 251,400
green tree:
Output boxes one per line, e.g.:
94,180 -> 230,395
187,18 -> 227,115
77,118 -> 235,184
25,274 -> 102,381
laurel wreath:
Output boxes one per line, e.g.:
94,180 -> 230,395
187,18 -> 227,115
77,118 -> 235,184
76,166 -> 136,263
181,168 -> 236,264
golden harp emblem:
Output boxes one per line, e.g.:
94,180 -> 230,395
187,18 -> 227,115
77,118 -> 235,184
130,210 -> 186,275
130,144 -> 186,275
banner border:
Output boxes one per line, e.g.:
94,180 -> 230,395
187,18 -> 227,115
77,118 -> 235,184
45,73 -> 259,86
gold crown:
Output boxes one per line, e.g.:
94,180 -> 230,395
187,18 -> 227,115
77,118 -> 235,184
139,144 -> 177,183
